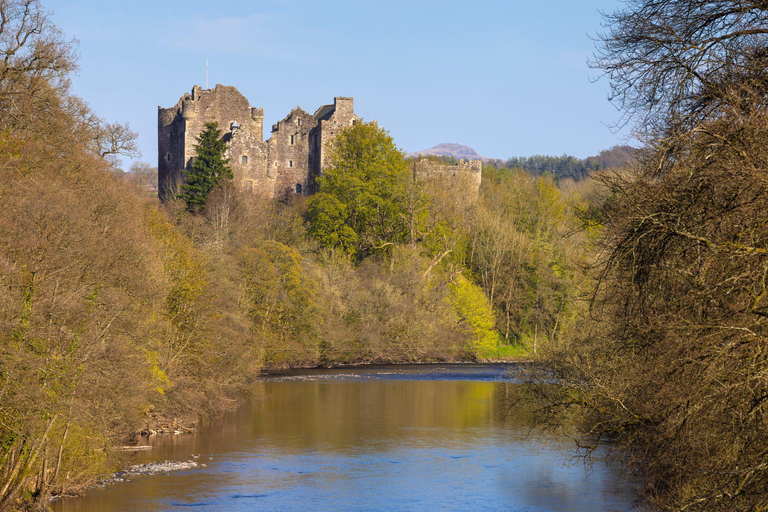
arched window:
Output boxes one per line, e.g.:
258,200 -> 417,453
295,183 -> 302,194
242,155 -> 248,164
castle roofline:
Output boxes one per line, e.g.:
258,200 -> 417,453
313,104 -> 335,122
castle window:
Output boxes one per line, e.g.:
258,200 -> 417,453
297,119 -> 301,126
290,135 -> 295,145
242,155 -> 248,164
289,160 -> 293,168
246,181 -> 253,192
295,183 -> 302,194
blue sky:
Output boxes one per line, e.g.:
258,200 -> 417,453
45,0 -> 629,169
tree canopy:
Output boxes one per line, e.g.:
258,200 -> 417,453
593,0 -> 768,136
528,1 -> 768,510
307,121 -> 416,259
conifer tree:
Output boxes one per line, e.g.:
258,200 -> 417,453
181,122 -> 232,210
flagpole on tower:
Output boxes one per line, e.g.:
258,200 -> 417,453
205,57 -> 209,89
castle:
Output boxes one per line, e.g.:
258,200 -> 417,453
158,85 -> 481,199
158,84 -> 357,199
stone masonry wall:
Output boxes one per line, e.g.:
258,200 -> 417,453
158,85 -> 264,198
158,86 -> 357,199
411,159 -> 483,196
159,87 -> 482,201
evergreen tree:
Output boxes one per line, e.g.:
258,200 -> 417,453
181,122 -> 232,210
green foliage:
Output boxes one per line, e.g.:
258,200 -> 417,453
307,121 -> 416,259
305,192 -> 358,253
180,122 -> 233,211
146,207 -> 207,332
237,241 -> 319,365
448,275 -> 502,359
308,246 -> 473,364
464,168 -> 591,350
485,145 -> 636,182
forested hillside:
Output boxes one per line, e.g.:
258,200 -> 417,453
0,1 -> 596,508
486,145 -> 637,181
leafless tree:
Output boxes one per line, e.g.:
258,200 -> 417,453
593,0 -> 768,138
529,1 -> 768,510
0,0 -> 76,127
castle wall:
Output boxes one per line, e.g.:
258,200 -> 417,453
227,127 -> 271,197
158,85 -> 265,198
268,108 -> 317,196
311,97 -> 356,178
157,105 -> 182,198
411,159 -> 483,197
159,87 -> 487,203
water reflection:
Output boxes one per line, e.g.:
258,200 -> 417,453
53,366 -> 643,512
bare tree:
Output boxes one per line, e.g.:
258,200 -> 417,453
128,161 -> 158,191
593,0 -> 768,137
92,119 -> 139,160
0,0 -> 77,127
528,1 -> 768,510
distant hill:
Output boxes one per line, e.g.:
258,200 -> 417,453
406,143 -> 487,161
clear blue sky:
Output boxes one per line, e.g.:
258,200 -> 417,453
45,0 -> 629,169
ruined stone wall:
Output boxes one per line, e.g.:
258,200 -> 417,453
269,108 -> 317,196
158,85 -> 264,198
411,158 -> 483,196
157,105 -> 183,198
312,97 -> 357,177
159,87 -> 357,200
227,127 -> 271,197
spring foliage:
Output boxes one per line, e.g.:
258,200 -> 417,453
0,3 -> 596,508
307,121 -> 415,259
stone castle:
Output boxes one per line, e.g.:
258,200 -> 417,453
158,85 -> 481,199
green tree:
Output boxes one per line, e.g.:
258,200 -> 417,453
307,121 -> 416,259
181,122 -> 232,210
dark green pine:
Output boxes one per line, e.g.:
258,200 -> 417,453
180,122 -> 233,210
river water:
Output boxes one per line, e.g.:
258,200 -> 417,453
53,364 -> 644,511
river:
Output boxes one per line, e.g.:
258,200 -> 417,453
52,364 -> 644,511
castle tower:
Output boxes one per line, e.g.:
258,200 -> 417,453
159,86 -> 357,199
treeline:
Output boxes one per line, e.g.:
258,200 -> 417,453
486,145 -> 636,181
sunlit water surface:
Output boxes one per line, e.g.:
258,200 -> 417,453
53,364 -> 644,511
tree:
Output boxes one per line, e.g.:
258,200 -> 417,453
593,0 -> 768,138
527,2 -> 768,510
180,122 -> 232,211
0,0 -> 76,131
128,161 -> 158,191
306,121 -> 416,259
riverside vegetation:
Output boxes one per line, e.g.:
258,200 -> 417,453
0,1 -> 592,508
6,0 -> 765,511
527,1 -> 768,511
